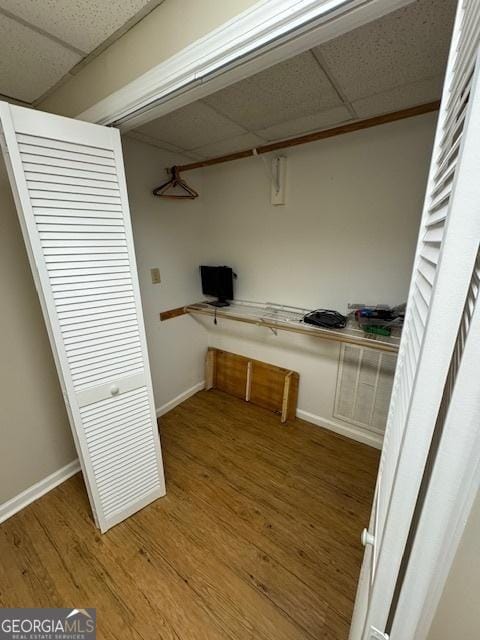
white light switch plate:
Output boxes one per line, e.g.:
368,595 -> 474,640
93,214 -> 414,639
150,268 -> 161,284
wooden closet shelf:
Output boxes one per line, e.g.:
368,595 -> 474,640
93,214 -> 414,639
184,301 -> 400,354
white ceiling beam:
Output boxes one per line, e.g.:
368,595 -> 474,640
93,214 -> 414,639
78,0 -> 417,131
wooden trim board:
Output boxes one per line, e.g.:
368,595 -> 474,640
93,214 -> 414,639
206,348 -> 299,423
160,306 -> 188,321
177,102 -> 439,173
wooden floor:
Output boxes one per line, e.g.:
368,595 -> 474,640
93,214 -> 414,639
0,390 -> 379,640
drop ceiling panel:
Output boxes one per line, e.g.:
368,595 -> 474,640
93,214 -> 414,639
0,0 -> 155,53
126,130 -> 187,155
131,0 -> 454,161
192,133 -> 266,160
0,13 -> 80,102
203,51 -> 342,131
315,0 -> 456,102
352,75 -> 444,119
137,101 -> 247,151
257,105 -> 352,141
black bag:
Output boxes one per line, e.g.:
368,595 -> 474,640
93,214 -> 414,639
303,309 -> 347,329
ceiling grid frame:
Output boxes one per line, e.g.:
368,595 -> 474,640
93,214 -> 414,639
0,0 -> 165,105
310,47 -> 359,119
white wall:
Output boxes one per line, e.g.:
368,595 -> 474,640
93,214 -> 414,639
122,138 -> 208,412
201,114 -> 436,312
198,113 -> 437,442
0,156 -> 77,504
427,491 -> 480,640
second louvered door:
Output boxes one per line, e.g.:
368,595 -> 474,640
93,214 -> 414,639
0,102 -> 165,533
350,1 -> 480,638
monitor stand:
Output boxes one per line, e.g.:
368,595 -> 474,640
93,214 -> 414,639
208,299 -> 230,307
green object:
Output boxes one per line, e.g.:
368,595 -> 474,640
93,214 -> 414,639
364,325 -> 391,337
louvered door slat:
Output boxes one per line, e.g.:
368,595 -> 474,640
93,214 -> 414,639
426,203 -> 449,226
434,135 -> 461,182
430,164 -> 456,199
23,163 -> 119,183
58,299 -> 135,314
72,351 -> 143,375
45,248 -> 127,257
448,21 -> 480,97
85,405 -> 150,432
86,410 -> 151,442
54,287 -> 133,302
38,212 -> 124,222
443,75 -> 472,132
31,192 -> 122,206
16,132 -> 114,156
428,183 -> 452,211
423,222 -> 444,243
27,181 -> 121,195
69,346 -> 141,368
21,153 -> 118,174
59,301 -> 135,318
18,142 -> 116,164
0,102 -> 165,532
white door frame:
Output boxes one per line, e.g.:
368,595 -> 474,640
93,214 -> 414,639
48,0 -> 475,635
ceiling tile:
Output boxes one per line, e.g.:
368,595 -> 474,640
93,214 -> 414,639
0,13 -> 80,102
203,51 -> 342,131
352,75 -> 444,119
256,105 -> 352,141
126,130 -> 186,153
315,0 -> 456,102
137,101 -> 247,150
0,0 -> 154,54
126,130 -> 204,160
191,133 -> 266,159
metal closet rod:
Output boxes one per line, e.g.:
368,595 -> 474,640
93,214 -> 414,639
176,101 -> 440,173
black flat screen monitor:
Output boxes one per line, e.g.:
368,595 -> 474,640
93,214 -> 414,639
200,266 -> 234,307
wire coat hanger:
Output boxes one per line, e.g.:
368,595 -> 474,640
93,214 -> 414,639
153,166 -> 199,199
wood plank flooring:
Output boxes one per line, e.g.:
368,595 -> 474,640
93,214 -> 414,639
0,390 -> 379,639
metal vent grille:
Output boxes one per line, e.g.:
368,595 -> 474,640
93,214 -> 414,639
334,345 -> 397,434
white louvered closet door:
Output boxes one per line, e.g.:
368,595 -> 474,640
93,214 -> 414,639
350,1 -> 480,638
0,102 -> 165,533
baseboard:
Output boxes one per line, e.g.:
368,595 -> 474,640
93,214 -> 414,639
0,459 -> 81,525
156,381 -> 205,417
296,409 -> 383,449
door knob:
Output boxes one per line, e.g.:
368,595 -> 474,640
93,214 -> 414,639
110,384 -> 119,396
361,528 -> 375,547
